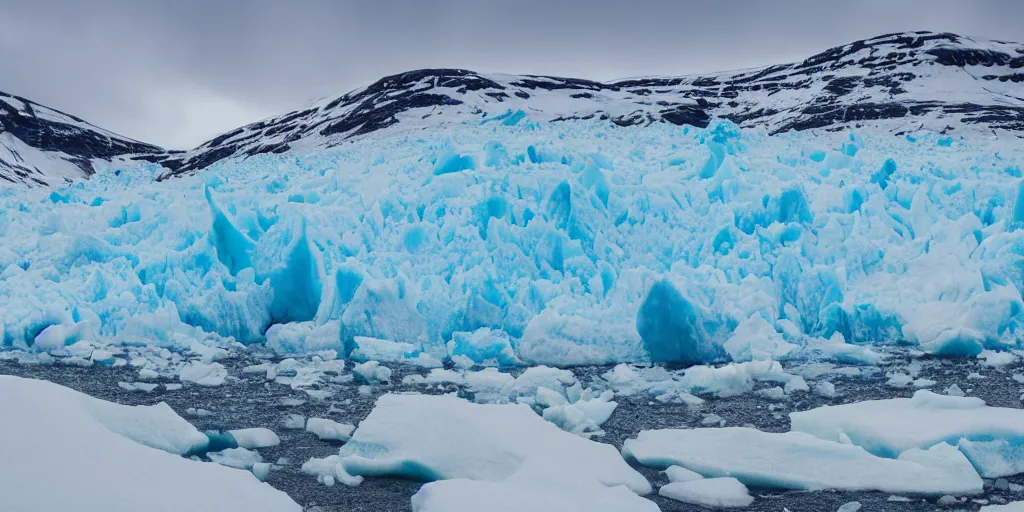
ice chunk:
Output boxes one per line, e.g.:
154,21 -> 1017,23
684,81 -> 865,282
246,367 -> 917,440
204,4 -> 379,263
179,362 -> 228,387
353,361 -> 392,383
228,428 -> 280,449
541,391 -> 617,437
411,476 -> 658,512
209,447 -> 263,470
637,279 -> 727,365
678,360 -> 793,398
352,336 -> 418,361
837,502 -> 862,512
623,427 -> 981,496
0,375 -> 299,512
723,314 -> 797,362
306,417 -> 355,442
252,462 -> 272,481
811,382 -> 835,397
447,328 -> 522,367
34,323 -> 73,351
340,277 -> 428,356
665,465 -> 704,483
887,373 -> 913,387
338,393 -> 651,493
701,413 -> 725,426
282,414 -> 307,430
512,366 -> 577,396
983,502 -> 1024,512
791,390 -> 1024,477
266,321 -> 342,354
979,350 -> 1018,367
959,439 -> 1024,479
659,477 -> 753,508
301,455 -> 365,487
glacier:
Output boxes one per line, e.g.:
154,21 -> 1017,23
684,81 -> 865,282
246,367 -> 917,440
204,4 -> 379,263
2,116 -> 1024,366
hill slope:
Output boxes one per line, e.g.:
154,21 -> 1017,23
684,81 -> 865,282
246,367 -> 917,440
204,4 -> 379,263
154,31 -> 1024,179
0,91 -> 163,186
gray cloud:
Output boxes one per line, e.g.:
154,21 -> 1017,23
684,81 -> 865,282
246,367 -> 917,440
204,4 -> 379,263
1,0 -> 1021,148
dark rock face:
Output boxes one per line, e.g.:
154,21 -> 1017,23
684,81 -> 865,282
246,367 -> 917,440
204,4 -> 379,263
4,31 -> 1023,186
0,92 -> 162,186
155,31 -> 1024,180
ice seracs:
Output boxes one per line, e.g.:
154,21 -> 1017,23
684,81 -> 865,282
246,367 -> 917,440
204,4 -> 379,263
6,113 -> 1024,368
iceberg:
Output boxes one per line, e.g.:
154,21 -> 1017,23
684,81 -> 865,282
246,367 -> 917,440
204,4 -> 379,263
411,476 -> 658,512
622,427 -> 982,496
336,393 -> 650,494
790,389 -> 1024,477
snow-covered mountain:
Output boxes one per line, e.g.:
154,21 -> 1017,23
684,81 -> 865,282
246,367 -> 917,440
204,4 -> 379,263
2,31 -> 1022,186
0,91 -> 164,186
154,31 -> 1024,180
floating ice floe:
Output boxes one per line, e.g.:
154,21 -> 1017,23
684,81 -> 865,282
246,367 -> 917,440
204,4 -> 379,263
327,393 -> 651,496
0,375 -> 299,512
658,477 -> 753,508
179,361 -> 228,386
407,365 -> 617,435
665,465 -> 704,483
837,502 -> 863,512
601,360 -> 809,404
790,390 -> 1024,477
622,427 -> 982,496
208,447 -> 263,470
282,414 -> 307,430
306,417 -> 355,442
353,360 -> 392,383
411,476 -> 658,512
350,336 -> 442,367
300,455 -> 364,487
228,428 -> 280,449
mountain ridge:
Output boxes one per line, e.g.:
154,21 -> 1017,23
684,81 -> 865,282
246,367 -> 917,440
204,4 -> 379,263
2,30 -> 1022,186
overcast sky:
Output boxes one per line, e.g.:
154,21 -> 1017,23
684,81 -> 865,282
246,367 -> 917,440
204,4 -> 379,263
1,0 -> 1021,149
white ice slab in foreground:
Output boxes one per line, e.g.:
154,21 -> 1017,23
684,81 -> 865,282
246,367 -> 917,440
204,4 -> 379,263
622,427 -> 982,496
35,376 -> 208,456
338,393 -> 651,494
791,390 -> 1024,477
0,376 -> 300,512
411,477 -> 659,512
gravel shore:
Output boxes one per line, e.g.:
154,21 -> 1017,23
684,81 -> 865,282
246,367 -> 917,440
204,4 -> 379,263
4,351 -> 1024,511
